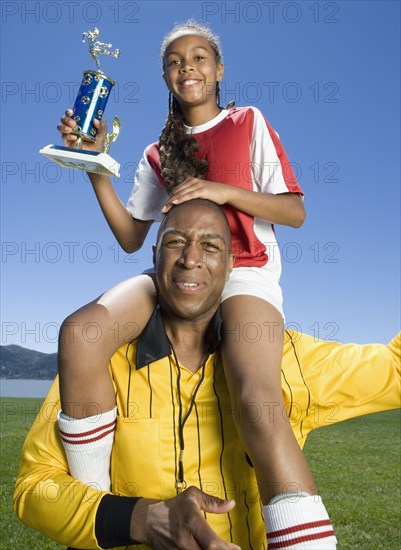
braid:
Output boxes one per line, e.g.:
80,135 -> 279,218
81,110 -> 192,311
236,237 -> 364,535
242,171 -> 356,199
159,94 -> 208,193
216,81 -> 221,108
159,21 -> 223,194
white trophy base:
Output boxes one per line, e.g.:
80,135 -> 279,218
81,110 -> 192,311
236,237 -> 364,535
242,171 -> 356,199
39,145 -> 120,177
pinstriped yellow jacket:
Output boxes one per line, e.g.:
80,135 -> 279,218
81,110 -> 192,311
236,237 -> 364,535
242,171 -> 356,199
14,309 -> 400,549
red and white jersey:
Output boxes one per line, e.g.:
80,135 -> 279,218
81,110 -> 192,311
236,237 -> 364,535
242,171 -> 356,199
126,106 -> 303,272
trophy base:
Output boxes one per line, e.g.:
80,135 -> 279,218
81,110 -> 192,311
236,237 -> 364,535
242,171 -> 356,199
39,145 -> 120,177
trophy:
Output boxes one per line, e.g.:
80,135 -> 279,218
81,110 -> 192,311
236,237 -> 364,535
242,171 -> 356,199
40,28 -> 121,177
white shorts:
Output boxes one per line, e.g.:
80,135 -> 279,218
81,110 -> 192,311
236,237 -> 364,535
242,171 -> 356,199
221,266 -> 284,319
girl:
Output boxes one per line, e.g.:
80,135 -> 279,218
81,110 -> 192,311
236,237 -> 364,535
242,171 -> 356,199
57,21 -> 336,549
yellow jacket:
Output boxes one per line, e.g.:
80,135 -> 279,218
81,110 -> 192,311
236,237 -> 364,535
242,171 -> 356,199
14,325 -> 400,549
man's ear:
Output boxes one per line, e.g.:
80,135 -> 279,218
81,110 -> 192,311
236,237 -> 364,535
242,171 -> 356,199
217,62 -> 224,83
225,252 -> 236,281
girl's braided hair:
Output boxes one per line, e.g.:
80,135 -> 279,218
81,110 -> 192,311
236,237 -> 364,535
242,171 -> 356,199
159,21 -> 223,193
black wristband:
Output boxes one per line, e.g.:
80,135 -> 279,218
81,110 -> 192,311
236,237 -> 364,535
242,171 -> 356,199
95,494 -> 141,548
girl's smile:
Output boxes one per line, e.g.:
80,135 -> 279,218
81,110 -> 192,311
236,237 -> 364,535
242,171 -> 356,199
179,79 -> 202,87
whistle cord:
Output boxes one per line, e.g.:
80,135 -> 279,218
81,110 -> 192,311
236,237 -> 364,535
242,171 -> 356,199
169,346 -> 207,493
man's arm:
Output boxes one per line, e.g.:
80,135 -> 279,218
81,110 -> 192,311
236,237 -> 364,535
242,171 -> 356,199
282,331 -> 401,448
13,378 -> 108,548
14,378 -> 240,549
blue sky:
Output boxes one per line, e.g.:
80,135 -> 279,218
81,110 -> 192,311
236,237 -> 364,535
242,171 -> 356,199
1,0 -> 400,353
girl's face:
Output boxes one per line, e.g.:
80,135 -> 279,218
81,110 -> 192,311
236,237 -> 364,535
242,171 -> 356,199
163,34 -> 224,110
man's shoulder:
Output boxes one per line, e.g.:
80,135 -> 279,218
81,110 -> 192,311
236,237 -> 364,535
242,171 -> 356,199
110,339 -> 140,370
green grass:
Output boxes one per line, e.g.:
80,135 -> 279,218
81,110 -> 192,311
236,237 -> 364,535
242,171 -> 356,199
0,398 -> 62,549
1,398 -> 400,549
303,409 -> 401,549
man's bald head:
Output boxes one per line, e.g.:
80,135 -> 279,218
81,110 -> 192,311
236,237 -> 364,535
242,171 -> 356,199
156,199 -> 232,250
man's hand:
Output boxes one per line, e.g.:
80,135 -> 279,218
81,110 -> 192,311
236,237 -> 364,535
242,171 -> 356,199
130,486 -> 241,549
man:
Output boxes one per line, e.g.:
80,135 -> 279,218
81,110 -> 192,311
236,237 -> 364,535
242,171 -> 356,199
14,200 -> 400,549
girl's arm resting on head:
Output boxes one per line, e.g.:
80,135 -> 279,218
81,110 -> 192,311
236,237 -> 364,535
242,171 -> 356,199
162,108 -> 305,226
226,185 -> 305,228
163,177 -> 306,228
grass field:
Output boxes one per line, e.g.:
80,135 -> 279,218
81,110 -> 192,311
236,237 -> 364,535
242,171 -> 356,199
1,397 -> 400,549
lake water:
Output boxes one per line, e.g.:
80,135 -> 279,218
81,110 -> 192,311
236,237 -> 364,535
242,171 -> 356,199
0,379 -> 54,398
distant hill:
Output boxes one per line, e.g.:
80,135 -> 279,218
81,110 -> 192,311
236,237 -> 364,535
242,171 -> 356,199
0,345 -> 57,379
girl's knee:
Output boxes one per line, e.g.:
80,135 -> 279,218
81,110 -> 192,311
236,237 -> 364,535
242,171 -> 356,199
59,313 -> 80,348
58,309 -> 109,354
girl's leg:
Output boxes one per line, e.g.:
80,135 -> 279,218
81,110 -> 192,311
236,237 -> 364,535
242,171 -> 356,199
221,295 -> 336,548
57,274 -> 157,490
58,274 -> 157,417
221,295 -> 314,502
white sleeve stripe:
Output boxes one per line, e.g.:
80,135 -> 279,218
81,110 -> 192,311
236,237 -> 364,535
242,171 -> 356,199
250,106 -> 298,194
126,144 -> 168,221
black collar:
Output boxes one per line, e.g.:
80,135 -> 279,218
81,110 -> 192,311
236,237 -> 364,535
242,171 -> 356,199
135,305 -> 222,369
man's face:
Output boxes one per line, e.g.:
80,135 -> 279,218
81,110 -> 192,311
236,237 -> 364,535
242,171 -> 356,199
154,202 -> 235,322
